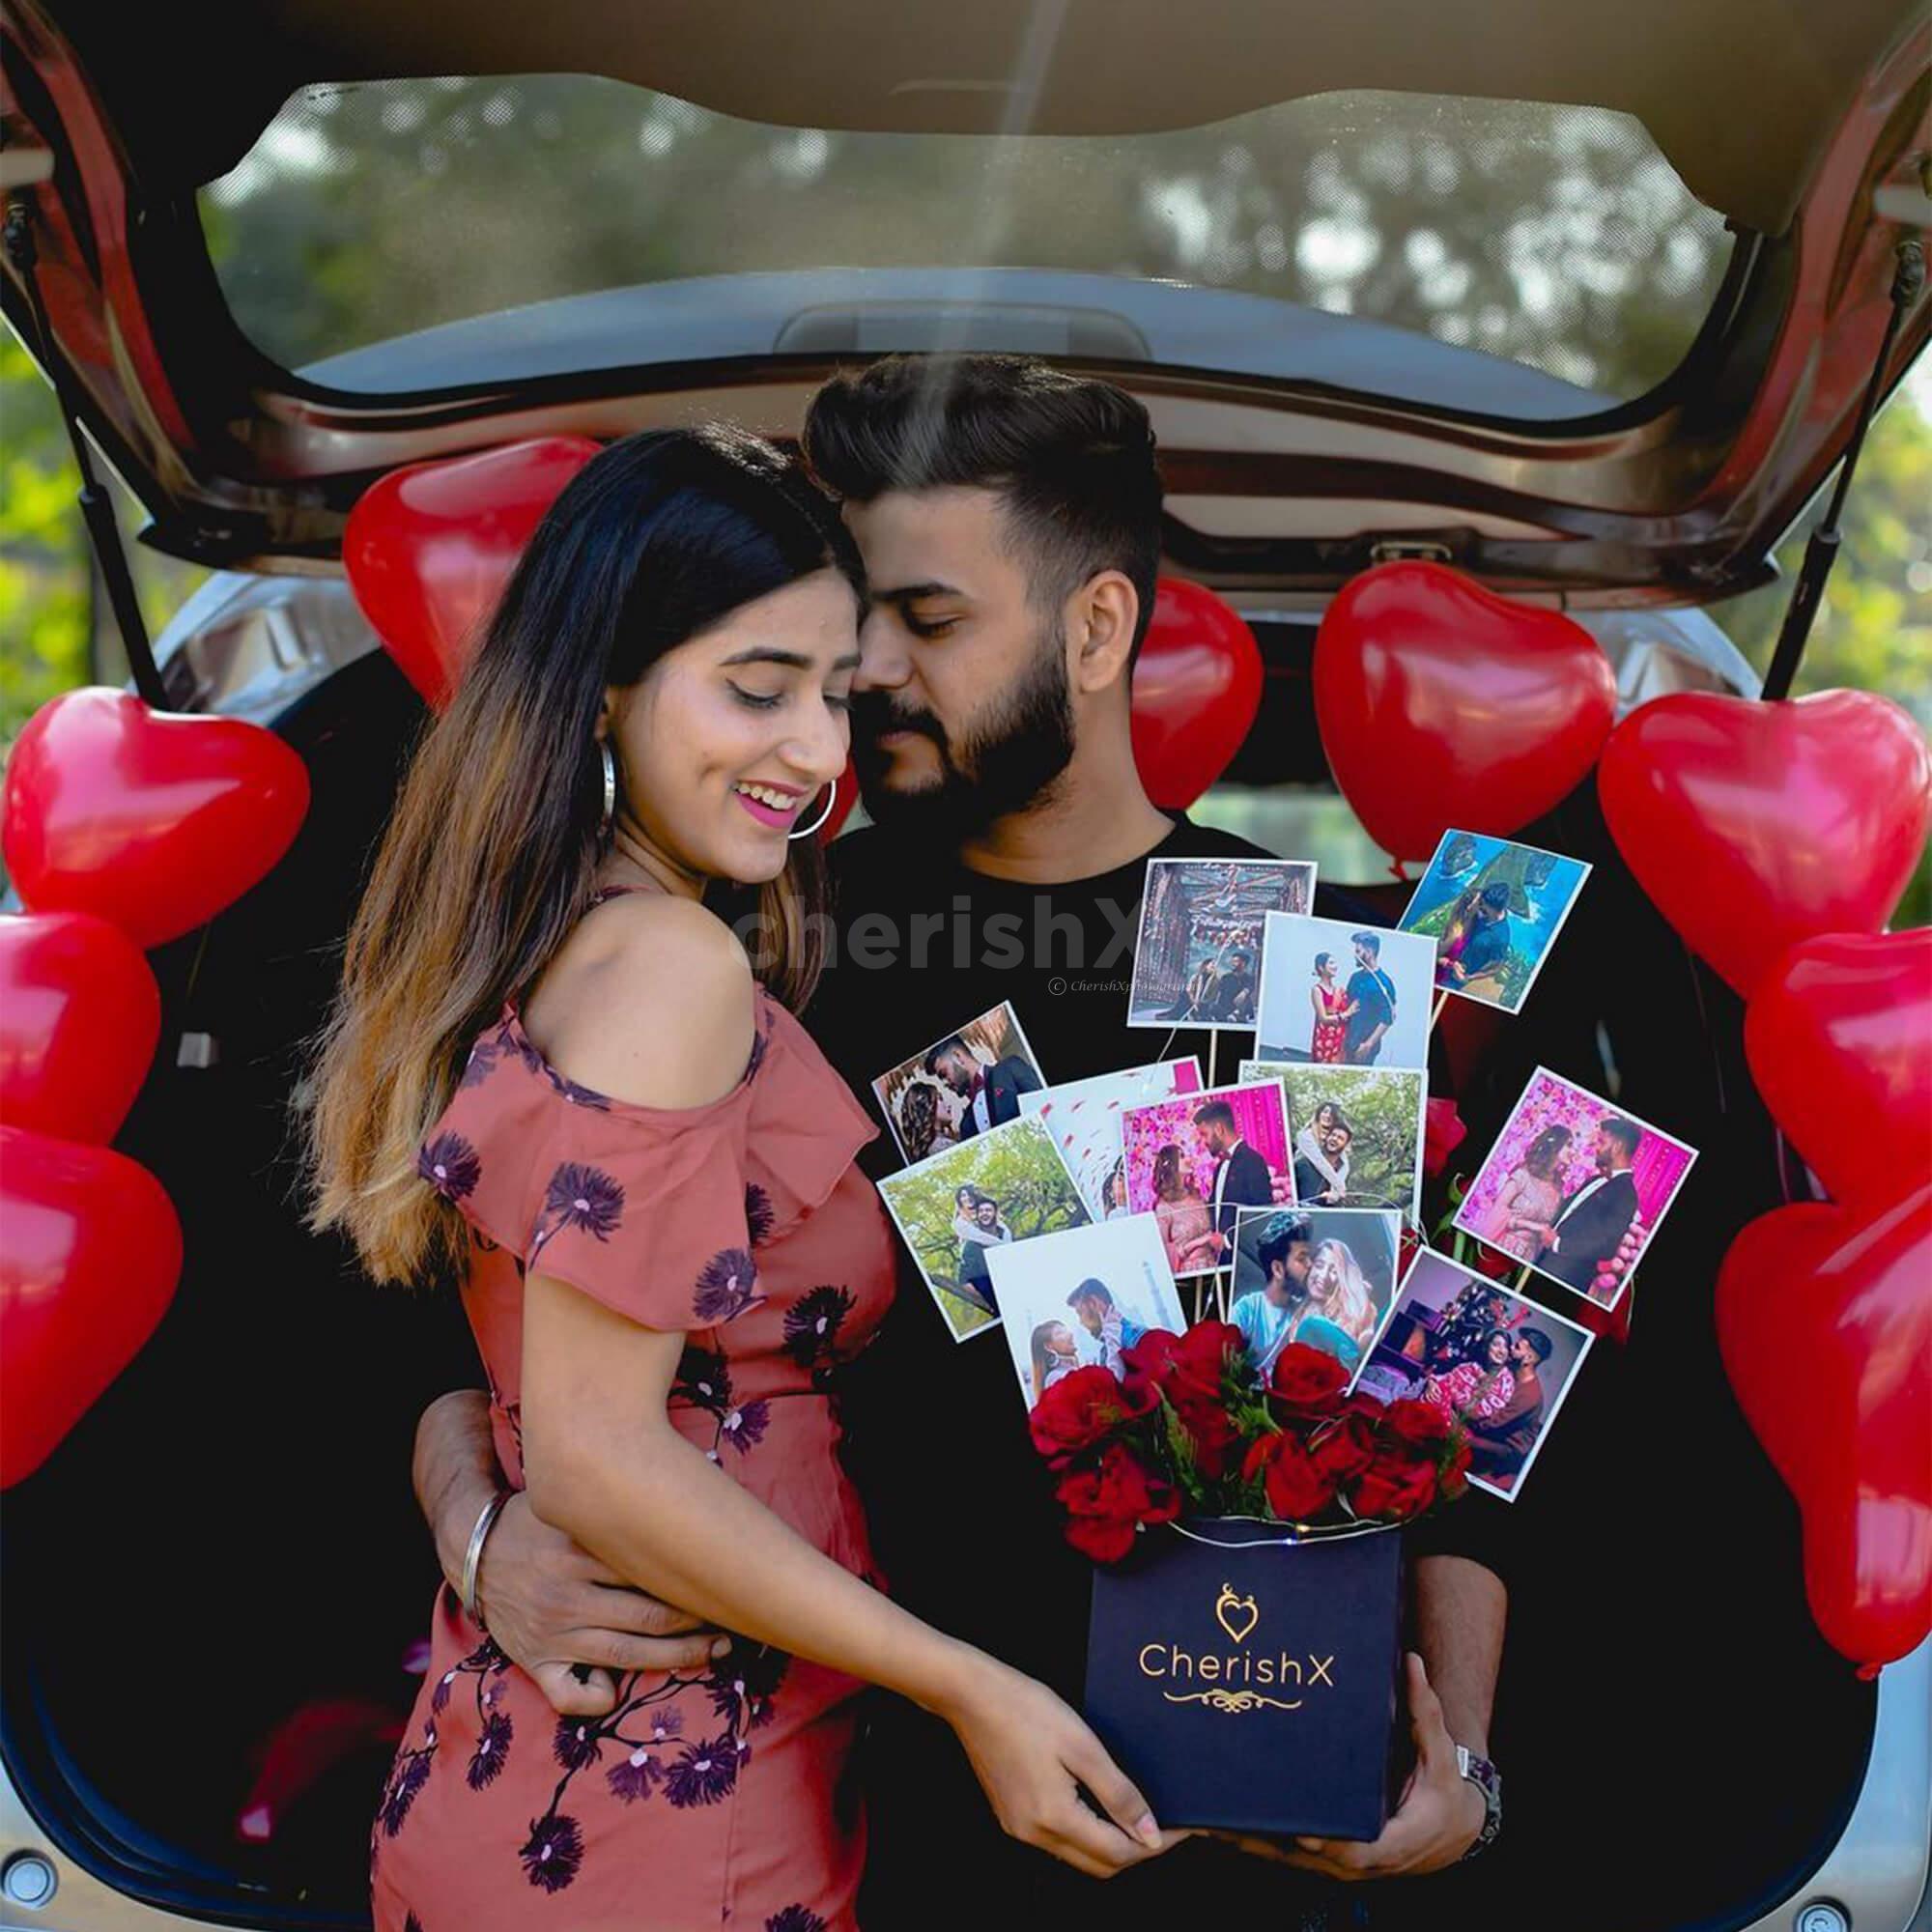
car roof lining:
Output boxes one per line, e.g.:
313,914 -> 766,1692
39,0 -> 1926,237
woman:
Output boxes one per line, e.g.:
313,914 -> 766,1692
1151,1142 -> 1223,1274
1287,1237 -> 1379,1367
1099,1157 -> 1131,1221
1030,1320 -> 1082,1402
1309,952 -> 1354,1063
305,430 -> 1164,1930
1293,1101 -> 1351,1203
897,1079 -> 950,1161
1491,1124 -> 1572,1263
1424,1327 -> 1518,1423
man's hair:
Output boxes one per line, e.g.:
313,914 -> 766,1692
1067,1278 -> 1114,1308
1601,1116 -> 1642,1159
923,1035 -> 970,1074
803,354 -> 1165,657
1350,931 -> 1381,957
1519,1326 -> 1555,1364
1192,1099 -> 1237,1132
1481,881 -> 1512,909
1257,1212 -> 1312,1276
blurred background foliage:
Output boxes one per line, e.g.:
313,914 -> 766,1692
3,73 -> 1926,895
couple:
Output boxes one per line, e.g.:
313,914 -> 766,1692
1436,881 -> 1515,991
1031,1279 -> 1147,1397
1489,1117 -> 1641,1291
1162,935 -> 1256,1023
1231,1213 -> 1380,1373
1294,1101 -> 1354,1204
309,355 -> 1504,1928
925,1033 -> 1041,1137
1425,1327 -> 1555,1485
953,1184 -> 1012,1311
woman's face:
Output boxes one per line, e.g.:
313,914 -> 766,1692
1316,957 -> 1334,983
1306,1246 -> 1338,1301
955,1187 -> 976,1210
1050,1322 -> 1076,1359
1486,1330 -> 1511,1366
1315,1103 -> 1337,1131
605,570 -> 859,886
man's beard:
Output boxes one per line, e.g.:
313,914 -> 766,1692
850,624 -> 1076,838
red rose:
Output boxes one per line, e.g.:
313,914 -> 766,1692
1029,1366 -> 1145,1466
1176,1399 -> 1240,1481
1268,1342 -> 1350,1418
1243,1430 -> 1340,1522
1308,1409 -> 1378,1488
1054,1442 -> 1179,1563
1350,1444 -> 1440,1520
1381,1397 -> 1454,1450
1440,1438 -> 1473,1499
1422,1097 -> 1468,1179
1124,1321 -> 1242,1410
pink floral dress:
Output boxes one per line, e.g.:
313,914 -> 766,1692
371,986 -> 895,1932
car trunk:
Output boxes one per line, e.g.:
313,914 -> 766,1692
1,2 -> 1924,1924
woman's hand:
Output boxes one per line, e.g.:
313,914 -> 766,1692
938,1654 -> 1183,1879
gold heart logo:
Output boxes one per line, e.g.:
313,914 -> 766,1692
1214,1581 -> 1259,1646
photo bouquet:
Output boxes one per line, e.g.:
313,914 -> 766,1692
1031,1324 -> 1470,1840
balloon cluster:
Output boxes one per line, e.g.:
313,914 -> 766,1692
0,690 -> 310,1485
1316,563 -> 1930,1673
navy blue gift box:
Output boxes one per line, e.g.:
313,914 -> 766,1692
1082,1518 -> 1404,1840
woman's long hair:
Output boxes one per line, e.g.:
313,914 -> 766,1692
304,427 -> 863,1289
1031,1321 -> 1068,1395
1522,1124 -> 1572,1181
1152,1143 -> 1185,1202
1304,1238 -> 1377,1349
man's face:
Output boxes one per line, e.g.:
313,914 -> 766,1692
843,487 -> 1075,834
1323,1125 -> 1350,1157
1593,1126 -> 1616,1172
975,1200 -> 999,1229
1511,1336 -> 1537,1370
1266,1242 -> 1312,1304
1072,1294 -> 1104,1335
1201,1121 -> 1232,1155
935,1048 -> 977,1095
1353,941 -> 1376,969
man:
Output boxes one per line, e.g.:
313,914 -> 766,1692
1294,1120 -> 1353,1206
1199,1097 -> 1275,1241
1442,882 -> 1514,988
1067,1278 -> 1145,1372
1345,929 -> 1399,1065
1231,1211 -> 1313,1370
925,1033 -> 1041,1136
411,355 -> 1506,1920
955,1191 -> 1009,1310
1464,1328 -> 1553,1483
1205,944 -> 1257,1023
1517,1117 -> 1641,1293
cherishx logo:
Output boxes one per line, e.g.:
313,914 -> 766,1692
1135,1580 -> 1336,1714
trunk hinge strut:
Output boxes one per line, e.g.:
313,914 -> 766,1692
4,193 -> 169,708
1761,238 -> 1925,701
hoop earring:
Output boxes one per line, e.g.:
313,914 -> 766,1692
598,741 -> 617,838
787,783 -> 839,842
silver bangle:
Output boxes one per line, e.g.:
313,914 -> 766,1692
460,1489 -> 512,1627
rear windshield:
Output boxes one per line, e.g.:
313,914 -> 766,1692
200,75 -> 1734,417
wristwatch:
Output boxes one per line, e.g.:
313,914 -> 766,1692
1454,1746 -> 1503,1860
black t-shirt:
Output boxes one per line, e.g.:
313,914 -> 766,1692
801,815 -> 1500,1921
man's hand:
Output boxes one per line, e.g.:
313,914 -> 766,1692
475,1493 -> 729,1717
1214,1653 -> 1483,1880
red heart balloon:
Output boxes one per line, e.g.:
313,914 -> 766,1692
1746,930 -> 1932,1211
1716,1185 -> 1932,1669
1131,579 -> 1264,810
0,1125 -> 184,1488
1598,690 -> 1932,997
0,690 -> 312,951
344,437 -> 603,708
0,911 -> 160,1142
1313,562 -> 1617,861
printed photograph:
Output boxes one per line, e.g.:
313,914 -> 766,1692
1017,1058 -> 1203,1221
1228,1206 -> 1402,1377
984,1215 -> 1186,1409
1453,1066 -> 1698,1308
1239,1061 -> 1428,1223
871,1001 -> 1047,1164
1120,1081 -> 1293,1279
1126,857 -> 1317,1029
1397,829 -> 1592,1015
1350,1249 -> 1594,1500
876,1117 -> 1090,1343
1254,912 -> 1436,1069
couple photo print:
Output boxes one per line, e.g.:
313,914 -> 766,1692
1397,829 -> 1591,1016
1228,1207 -> 1402,1377
871,1001 -> 1046,1163
1121,1081 -> 1293,1278
1239,1061 -> 1428,1221
1351,1250 -> 1594,1501
1126,858 -> 1316,1028
984,1216 -> 1186,1410
1254,912 -> 1435,1068
1454,1067 -> 1697,1308
1015,1058 -> 1202,1221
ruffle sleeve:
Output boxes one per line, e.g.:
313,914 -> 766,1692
418,1009 -> 758,1333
